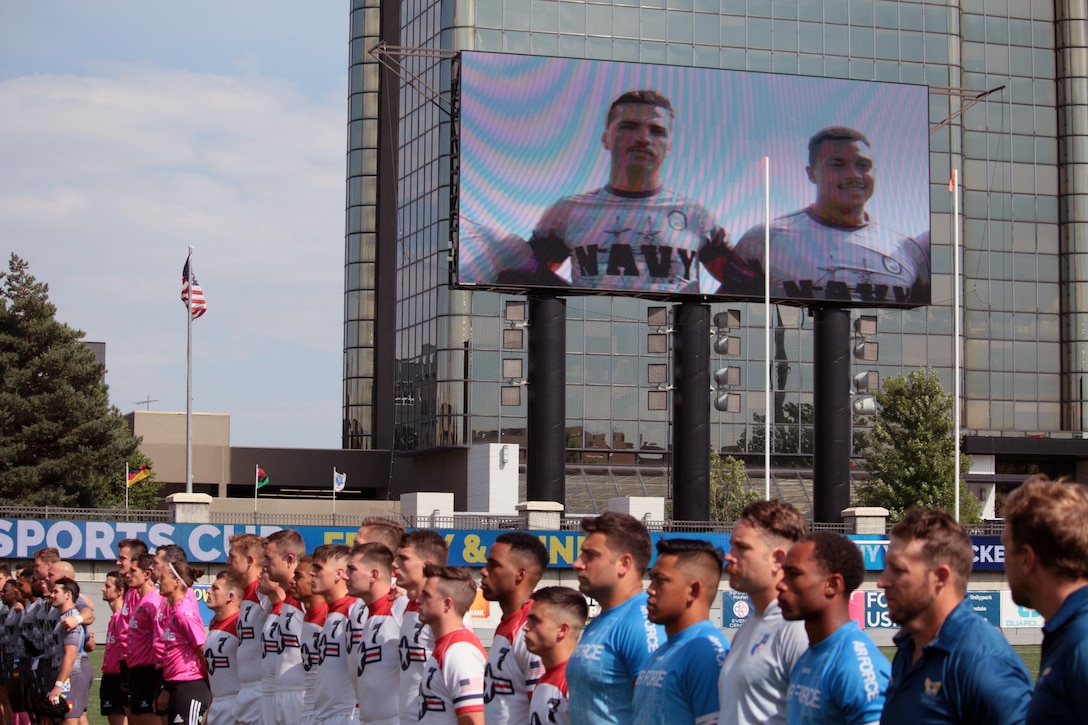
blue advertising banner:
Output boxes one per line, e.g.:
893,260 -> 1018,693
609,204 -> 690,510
0,519 -> 1007,571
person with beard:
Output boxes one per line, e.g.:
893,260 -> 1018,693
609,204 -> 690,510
878,508 -> 1030,725
1002,476 -> 1088,724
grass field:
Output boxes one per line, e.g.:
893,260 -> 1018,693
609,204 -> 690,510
73,643 -> 1042,725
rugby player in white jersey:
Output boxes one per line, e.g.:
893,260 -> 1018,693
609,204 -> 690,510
347,543 -> 408,725
523,587 -> 588,725
416,566 -> 485,725
204,571 -> 242,725
261,529 -> 307,725
295,555 -> 328,725
310,544 -> 358,725
393,529 -> 451,725
227,533 -> 268,725
480,532 -> 547,724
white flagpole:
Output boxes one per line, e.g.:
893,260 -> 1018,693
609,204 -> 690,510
186,245 -> 194,495
332,467 -> 337,516
763,156 -> 772,501
125,462 -> 129,513
952,168 -> 962,522
254,464 -> 260,513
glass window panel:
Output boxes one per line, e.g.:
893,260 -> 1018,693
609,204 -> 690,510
772,19 -> 797,51
772,53 -> 798,74
586,4 -> 612,34
585,386 -> 612,419
693,44 -> 718,67
873,0 -> 898,29
694,14 -> 718,45
643,40 -> 668,63
1008,18 -> 1033,46
798,1 -> 823,21
924,5 -> 948,33
824,0 -> 848,23
721,15 -> 745,47
558,33 -> 586,56
985,16 -> 1009,44
874,29 -> 898,60
747,0 -> 771,17
478,0 -> 504,26
825,24 -> 849,55
559,3 -> 586,34
586,35 -> 612,59
614,5 -> 639,37
667,12 -> 693,43
747,49 -> 773,72
798,22 -> 823,53
849,0 -> 873,25
747,17 -> 772,49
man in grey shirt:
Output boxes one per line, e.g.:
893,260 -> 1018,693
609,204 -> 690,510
717,501 -> 810,725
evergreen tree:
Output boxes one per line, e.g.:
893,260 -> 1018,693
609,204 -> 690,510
853,368 -> 980,523
0,254 -> 158,508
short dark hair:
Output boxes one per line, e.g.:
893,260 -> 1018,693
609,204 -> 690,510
134,553 -> 156,573
1004,475 -> 1088,580
423,564 -> 477,615
607,90 -> 673,125
655,539 -> 725,595
118,539 -> 149,557
805,532 -> 864,595
53,576 -> 79,602
350,542 -> 395,574
581,512 -> 653,574
739,501 -> 809,545
105,570 -> 128,593
399,529 -> 449,565
167,560 -> 205,588
156,544 -> 187,565
530,586 -> 589,629
494,531 -> 549,573
312,544 -> 351,566
890,508 -> 973,591
808,126 -> 870,166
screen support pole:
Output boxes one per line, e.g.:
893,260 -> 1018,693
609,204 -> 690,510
673,301 -> 711,522
527,295 -> 566,507
812,307 -> 852,523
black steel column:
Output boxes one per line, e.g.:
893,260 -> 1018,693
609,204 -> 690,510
673,302 -> 711,521
813,307 -> 851,523
527,295 -> 566,505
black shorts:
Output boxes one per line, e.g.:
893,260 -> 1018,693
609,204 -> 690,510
127,665 -> 162,715
163,680 -> 210,725
100,673 -> 126,716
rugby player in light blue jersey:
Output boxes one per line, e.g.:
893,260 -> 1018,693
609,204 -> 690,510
567,512 -> 665,725
633,539 -> 729,725
1003,476 -> 1088,725
778,532 -> 889,725
879,508 -> 1030,725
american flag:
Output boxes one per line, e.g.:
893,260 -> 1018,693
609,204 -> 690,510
181,256 -> 207,318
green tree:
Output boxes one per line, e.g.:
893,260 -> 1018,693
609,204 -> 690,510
853,368 -> 980,523
710,450 -> 759,522
0,254 -> 160,508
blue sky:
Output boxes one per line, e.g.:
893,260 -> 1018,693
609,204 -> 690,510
1,2 -> 349,448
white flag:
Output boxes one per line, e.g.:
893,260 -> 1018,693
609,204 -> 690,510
333,469 -> 347,493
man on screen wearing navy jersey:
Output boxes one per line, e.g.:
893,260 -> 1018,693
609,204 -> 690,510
717,501 -> 809,725
632,539 -> 729,725
878,508 -> 1031,725
777,532 -> 889,725
518,90 -> 756,294
566,512 -> 664,725
1002,475 -> 1088,724
728,127 -> 928,304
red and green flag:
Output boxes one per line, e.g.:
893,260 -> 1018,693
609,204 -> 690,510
256,466 -> 269,489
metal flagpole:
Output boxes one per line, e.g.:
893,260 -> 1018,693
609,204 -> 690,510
332,467 -> 337,516
254,464 -> 259,513
952,168 -> 962,522
763,156 -> 772,501
125,462 -> 129,513
186,245 -> 194,494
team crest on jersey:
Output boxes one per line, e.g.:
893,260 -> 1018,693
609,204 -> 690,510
238,624 -> 255,641
399,627 -> 428,670
317,634 -> 340,663
420,667 -> 446,717
484,660 -> 514,702
668,210 -> 687,230
750,633 -> 770,656
205,648 -> 230,675
300,643 -> 317,672
923,678 -> 941,699
883,256 -> 902,274
357,645 -> 382,675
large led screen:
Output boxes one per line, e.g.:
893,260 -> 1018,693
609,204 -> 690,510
453,52 -> 931,307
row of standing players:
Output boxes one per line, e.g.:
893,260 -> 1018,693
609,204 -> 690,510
3,472 -> 1088,725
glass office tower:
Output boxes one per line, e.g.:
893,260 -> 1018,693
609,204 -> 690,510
344,0 -> 1088,512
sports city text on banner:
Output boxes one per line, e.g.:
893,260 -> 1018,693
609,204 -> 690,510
0,520 -> 1007,572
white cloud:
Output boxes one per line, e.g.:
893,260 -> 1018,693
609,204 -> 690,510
0,63 -> 345,447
